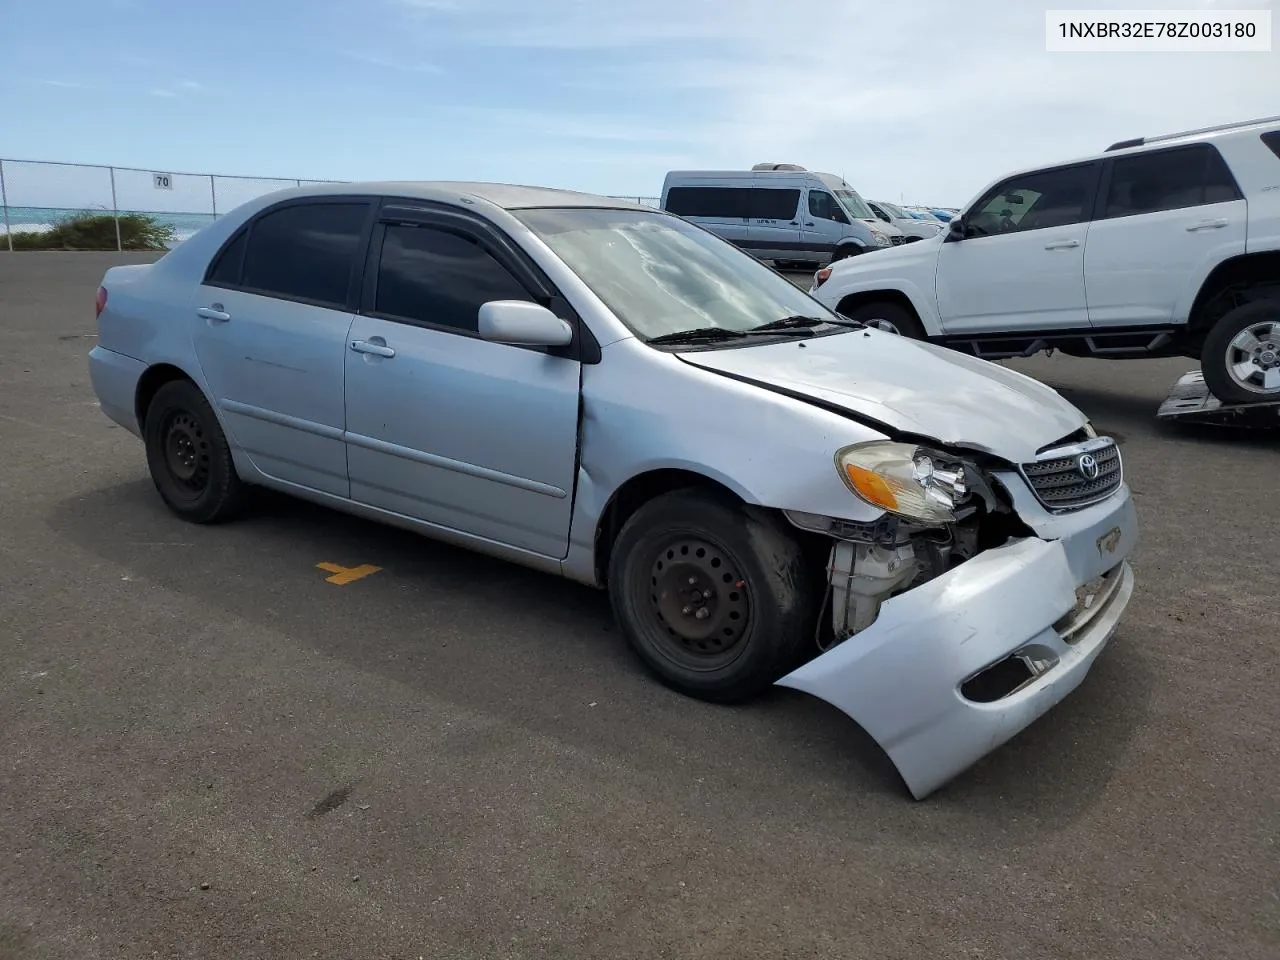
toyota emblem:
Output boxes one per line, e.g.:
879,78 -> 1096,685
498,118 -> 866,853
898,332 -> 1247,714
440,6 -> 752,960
1077,453 -> 1100,480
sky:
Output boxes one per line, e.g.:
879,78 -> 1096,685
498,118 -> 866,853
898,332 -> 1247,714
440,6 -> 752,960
2,0 -> 1277,212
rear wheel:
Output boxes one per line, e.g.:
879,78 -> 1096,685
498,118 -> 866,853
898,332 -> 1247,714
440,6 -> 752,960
607,490 -> 816,703
1200,300 -> 1280,403
143,379 -> 247,523
840,300 -> 926,339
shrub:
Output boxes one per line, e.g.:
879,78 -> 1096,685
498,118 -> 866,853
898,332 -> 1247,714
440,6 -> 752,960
6,211 -> 175,251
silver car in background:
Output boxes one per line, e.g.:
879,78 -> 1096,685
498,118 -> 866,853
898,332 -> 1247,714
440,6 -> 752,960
88,182 -> 1138,799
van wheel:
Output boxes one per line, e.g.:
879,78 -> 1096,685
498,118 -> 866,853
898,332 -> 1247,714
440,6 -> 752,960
840,301 -> 925,339
1200,300 -> 1280,403
143,379 -> 248,523
607,490 -> 816,704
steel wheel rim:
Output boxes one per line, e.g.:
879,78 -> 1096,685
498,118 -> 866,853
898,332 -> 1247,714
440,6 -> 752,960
162,411 -> 210,492
1225,319 -> 1280,396
646,537 -> 751,671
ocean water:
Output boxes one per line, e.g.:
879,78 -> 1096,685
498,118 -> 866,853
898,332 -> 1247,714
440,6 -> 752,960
0,206 -> 216,244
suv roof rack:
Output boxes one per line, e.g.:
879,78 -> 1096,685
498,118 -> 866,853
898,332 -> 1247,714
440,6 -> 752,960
1105,114 -> 1280,152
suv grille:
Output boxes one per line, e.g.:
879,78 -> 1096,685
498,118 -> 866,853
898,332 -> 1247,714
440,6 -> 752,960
1020,437 -> 1122,510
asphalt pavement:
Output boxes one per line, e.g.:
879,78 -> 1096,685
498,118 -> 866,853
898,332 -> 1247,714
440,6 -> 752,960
1,252 -> 1276,959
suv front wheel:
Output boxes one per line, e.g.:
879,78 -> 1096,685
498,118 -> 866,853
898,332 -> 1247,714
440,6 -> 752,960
1200,301 -> 1280,404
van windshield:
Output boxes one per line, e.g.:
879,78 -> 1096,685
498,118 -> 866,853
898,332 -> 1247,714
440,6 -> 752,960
515,208 -> 843,343
834,189 -> 876,221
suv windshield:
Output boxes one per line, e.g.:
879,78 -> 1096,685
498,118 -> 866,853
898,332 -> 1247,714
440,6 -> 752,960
515,208 -> 842,343
877,200 -> 908,219
834,189 -> 876,221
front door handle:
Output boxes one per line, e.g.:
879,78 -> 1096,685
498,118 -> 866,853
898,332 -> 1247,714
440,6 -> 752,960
1044,239 -> 1081,250
1186,218 -> 1228,231
197,305 -> 231,322
350,339 -> 395,358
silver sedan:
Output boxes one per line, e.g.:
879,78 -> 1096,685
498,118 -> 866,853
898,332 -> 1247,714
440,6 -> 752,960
88,182 -> 1138,798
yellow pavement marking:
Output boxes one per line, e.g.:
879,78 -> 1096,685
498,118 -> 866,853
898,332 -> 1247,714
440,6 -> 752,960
315,562 -> 382,585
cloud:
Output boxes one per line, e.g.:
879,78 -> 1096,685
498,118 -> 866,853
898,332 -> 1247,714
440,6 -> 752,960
178,79 -> 204,91
40,79 -> 90,89
150,88 -> 178,98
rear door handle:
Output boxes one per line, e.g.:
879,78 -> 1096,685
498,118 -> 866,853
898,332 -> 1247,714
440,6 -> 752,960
197,305 -> 231,322
1187,218 -> 1228,231
1044,239 -> 1080,250
350,339 -> 395,358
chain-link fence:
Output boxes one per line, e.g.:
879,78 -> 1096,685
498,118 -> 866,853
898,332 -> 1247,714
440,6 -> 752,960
0,158 -> 661,252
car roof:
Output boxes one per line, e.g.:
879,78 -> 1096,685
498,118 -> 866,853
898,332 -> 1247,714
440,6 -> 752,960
266,180 -> 650,211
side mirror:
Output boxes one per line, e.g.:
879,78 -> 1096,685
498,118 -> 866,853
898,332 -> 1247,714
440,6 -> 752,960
477,300 -> 573,347
947,217 -> 966,241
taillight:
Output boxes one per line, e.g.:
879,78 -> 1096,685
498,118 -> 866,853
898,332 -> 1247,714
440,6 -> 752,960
814,267 -> 831,288
95,286 -> 107,319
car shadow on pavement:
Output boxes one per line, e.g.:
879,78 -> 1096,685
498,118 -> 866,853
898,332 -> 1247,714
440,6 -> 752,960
1054,384 -> 1280,448
47,479 -> 1153,836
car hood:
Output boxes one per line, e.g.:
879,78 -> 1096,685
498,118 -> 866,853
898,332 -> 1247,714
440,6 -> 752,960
677,329 -> 1087,463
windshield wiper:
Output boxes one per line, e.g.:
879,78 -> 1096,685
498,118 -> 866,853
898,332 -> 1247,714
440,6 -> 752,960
748,314 -> 866,333
646,326 -> 751,345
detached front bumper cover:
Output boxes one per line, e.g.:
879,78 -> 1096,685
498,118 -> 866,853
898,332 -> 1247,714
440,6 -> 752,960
776,502 -> 1137,799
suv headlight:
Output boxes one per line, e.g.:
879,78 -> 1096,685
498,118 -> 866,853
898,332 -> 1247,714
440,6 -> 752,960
835,441 -> 967,524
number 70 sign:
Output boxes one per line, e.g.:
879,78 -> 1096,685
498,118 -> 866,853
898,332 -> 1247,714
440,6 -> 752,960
153,173 -> 173,190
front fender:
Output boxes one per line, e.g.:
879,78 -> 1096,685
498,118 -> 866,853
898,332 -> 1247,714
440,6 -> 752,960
819,275 -> 944,337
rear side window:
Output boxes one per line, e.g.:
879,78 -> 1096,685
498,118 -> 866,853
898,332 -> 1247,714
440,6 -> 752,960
750,188 -> 801,220
664,187 -> 748,218
1261,131 -> 1280,161
374,224 -> 534,333
1102,145 -> 1242,218
240,202 -> 368,308
206,228 -> 247,285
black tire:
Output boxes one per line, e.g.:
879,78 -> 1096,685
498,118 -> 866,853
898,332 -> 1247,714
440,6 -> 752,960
1200,300 -> 1280,404
607,490 -> 817,703
143,379 -> 248,523
840,300 -> 926,339
831,245 -> 863,263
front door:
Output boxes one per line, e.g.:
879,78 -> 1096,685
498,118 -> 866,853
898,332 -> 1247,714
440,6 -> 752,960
935,162 -> 1101,334
343,216 -> 581,559
190,198 -> 372,497
801,188 -> 852,260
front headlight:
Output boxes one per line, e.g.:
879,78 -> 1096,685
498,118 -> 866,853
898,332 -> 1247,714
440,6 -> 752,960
835,441 -> 967,524
874,232 -> 892,246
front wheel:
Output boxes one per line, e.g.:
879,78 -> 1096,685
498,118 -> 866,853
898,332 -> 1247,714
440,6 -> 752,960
830,245 -> 863,263
607,490 -> 817,703
839,300 -> 926,339
1200,300 -> 1280,403
143,379 -> 248,523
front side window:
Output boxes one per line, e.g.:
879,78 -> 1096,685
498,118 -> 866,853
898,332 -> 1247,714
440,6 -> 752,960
240,202 -> 368,308
515,208 -> 842,342
967,164 -> 1098,236
1102,145 -> 1240,218
374,224 -> 533,333
808,190 -> 845,222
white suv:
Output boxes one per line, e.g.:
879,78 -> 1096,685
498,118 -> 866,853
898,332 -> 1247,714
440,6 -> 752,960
810,116 -> 1280,404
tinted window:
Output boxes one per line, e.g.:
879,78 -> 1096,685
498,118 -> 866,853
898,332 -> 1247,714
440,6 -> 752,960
1263,131 -> 1280,161
968,164 -> 1098,236
374,224 -> 533,333
664,187 -> 748,218
206,228 -> 246,285
751,188 -> 801,220
808,190 -> 845,222
1102,146 -> 1240,218
241,202 -> 367,307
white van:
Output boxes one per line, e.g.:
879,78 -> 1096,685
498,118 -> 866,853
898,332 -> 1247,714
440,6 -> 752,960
661,167 -> 899,266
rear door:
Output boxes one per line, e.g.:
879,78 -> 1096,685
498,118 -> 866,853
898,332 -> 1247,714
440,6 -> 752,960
746,185 -> 803,260
191,198 -> 374,496
343,205 -> 581,559
1084,144 -> 1247,327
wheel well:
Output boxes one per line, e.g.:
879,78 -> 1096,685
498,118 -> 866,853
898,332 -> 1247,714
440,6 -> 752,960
1189,253 -> 1280,331
593,469 -> 746,586
134,364 -> 194,430
835,289 -> 921,323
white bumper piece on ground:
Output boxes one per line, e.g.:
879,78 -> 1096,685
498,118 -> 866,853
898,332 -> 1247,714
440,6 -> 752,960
777,492 -> 1138,800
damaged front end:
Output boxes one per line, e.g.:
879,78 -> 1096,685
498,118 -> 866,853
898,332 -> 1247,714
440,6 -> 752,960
776,435 -> 1137,800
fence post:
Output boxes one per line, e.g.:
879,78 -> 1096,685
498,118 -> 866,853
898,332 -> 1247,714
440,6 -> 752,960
109,165 -> 122,252
0,159 -> 12,253
210,174 -> 217,218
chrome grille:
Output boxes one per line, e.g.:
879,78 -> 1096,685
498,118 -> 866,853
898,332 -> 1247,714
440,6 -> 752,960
1020,437 -> 1122,510
889,235 -> 907,245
